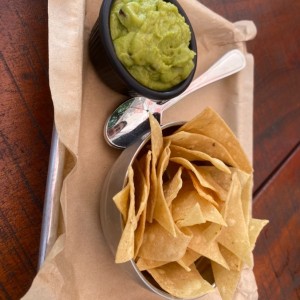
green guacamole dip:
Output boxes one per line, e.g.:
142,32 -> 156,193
110,0 -> 196,91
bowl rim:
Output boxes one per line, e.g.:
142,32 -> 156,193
98,0 -> 198,100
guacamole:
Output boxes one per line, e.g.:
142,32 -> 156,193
110,0 -> 196,91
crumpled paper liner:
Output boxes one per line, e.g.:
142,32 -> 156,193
22,0 -> 258,299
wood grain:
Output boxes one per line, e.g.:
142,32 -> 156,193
0,0 -> 53,299
253,145 -> 300,300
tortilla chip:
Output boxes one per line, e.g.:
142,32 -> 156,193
219,244 -> 242,272
195,184 -> 230,243
132,160 -> 149,220
172,180 -> 204,225
147,263 -> 214,299
248,218 -> 269,251
211,259 -> 241,300
134,151 -> 152,257
170,144 -> 231,174
197,195 -> 227,226
194,166 -> 228,202
211,241 -> 243,300
112,181 -> 130,222
233,169 -> 253,226
188,225 -> 229,270
170,157 -> 217,193
134,208 -> 147,258
172,180 -> 225,227
177,249 -> 201,272
115,166 -> 137,263
163,166 -> 183,206
138,150 -> 151,188
153,142 -> 176,236
177,107 -> 252,173
136,257 -> 167,271
176,203 -> 205,228
188,171 -> 219,206
138,222 -> 191,262
147,114 -> 164,222
199,166 -> 233,192
217,173 -> 252,267
165,131 -> 239,169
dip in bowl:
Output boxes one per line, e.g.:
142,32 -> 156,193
89,0 -> 197,100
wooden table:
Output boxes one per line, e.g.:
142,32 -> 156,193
1,0 -> 299,299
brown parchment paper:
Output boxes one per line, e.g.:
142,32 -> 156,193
22,0 -> 258,299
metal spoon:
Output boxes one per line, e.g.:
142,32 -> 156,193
105,49 -> 246,149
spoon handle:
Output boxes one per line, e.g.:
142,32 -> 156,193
160,49 -> 246,112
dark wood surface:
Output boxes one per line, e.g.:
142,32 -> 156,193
0,0 -> 299,299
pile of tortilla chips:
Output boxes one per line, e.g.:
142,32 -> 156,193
112,107 -> 268,300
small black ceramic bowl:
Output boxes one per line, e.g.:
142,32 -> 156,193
89,0 -> 197,100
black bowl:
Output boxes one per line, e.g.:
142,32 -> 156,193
89,0 -> 197,100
